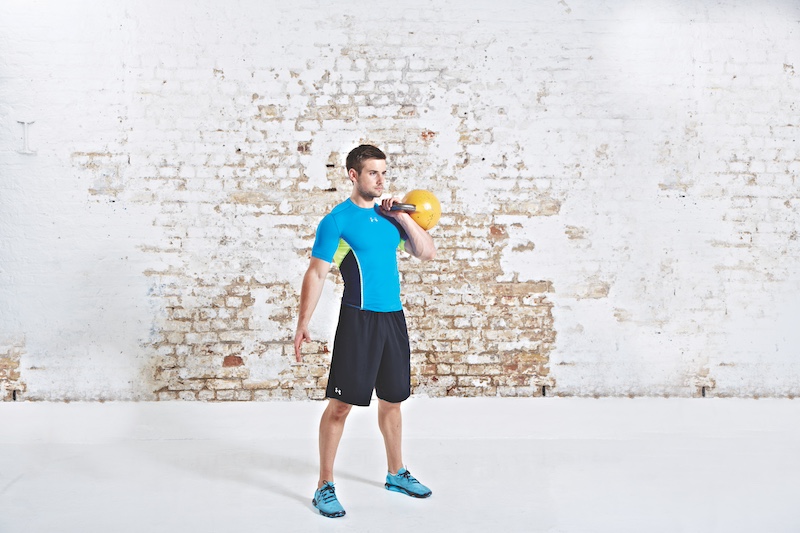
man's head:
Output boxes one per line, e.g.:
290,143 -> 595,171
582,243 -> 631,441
346,144 -> 386,175
346,144 -> 387,202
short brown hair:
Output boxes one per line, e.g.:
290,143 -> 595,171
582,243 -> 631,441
346,144 -> 386,174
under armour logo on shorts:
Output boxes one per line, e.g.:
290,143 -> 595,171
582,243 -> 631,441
335,388 -> 342,395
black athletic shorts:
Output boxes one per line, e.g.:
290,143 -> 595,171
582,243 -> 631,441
326,304 -> 411,406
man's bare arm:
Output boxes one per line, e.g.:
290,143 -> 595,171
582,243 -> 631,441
380,198 -> 437,261
294,257 -> 331,362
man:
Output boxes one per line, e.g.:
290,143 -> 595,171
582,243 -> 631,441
294,144 -> 436,518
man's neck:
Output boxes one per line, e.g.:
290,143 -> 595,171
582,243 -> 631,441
350,191 -> 376,208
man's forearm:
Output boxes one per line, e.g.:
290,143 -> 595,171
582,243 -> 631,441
398,215 -> 436,261
297,257 -> 331,329
297,270 -> 325,328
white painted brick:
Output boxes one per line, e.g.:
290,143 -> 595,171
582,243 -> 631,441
368,71 -> 402,82
405,71 -> 442,83
338,70 -> 366,82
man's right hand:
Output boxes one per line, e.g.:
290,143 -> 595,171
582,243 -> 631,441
294,327 -> 311,362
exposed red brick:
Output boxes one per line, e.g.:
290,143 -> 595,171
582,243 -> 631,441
489,225 -> 506,237
223,355 -> 244,367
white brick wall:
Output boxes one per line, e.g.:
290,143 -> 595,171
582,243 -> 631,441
1,0 -> 798,400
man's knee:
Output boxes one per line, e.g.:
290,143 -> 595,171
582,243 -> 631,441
378,399 -> 402,413
327,398 -> 353,420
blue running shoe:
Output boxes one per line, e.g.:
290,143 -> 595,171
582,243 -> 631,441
313,481 -> 346,518
385,468 -> 432,498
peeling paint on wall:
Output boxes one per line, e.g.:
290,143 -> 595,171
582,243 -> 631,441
0,339 -> 26,401
2,0 -> 800,400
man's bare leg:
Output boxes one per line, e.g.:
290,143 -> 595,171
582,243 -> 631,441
378,399 -> 404,474
318,398 -> 352,488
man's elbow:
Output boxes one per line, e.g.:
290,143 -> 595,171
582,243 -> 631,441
418,247 -> 436,261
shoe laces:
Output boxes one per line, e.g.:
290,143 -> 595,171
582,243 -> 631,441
398,470 -> 419,484
319,483 -> 338,503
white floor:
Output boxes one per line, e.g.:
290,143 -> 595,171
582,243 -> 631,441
1,398 -> 798,533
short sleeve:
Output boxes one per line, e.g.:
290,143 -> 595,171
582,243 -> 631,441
311,214 -> 341,263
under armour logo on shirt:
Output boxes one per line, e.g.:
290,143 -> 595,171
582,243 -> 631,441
369,217 -> 379,223
335,388 -> 342,395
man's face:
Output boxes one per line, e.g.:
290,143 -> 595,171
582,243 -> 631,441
351,158 -> 387,200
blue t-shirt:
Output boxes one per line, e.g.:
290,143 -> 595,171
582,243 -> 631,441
311,199 -> 407,312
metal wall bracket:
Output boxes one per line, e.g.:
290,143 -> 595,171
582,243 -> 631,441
17,121 -> 37,155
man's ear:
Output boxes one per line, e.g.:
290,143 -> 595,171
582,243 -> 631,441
348,168 -> 358,183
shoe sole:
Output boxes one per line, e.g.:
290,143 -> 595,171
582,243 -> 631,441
312,498 -> 346,518
385,483 -> 432,498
